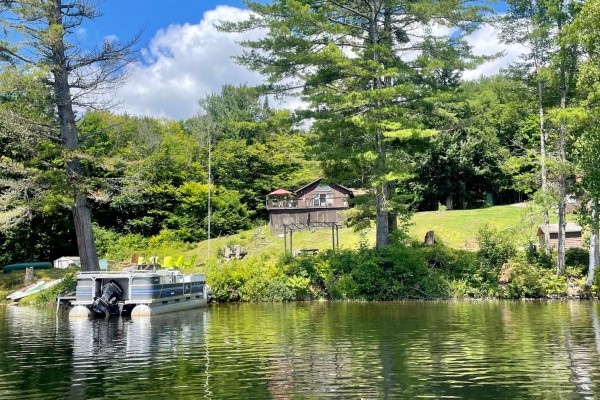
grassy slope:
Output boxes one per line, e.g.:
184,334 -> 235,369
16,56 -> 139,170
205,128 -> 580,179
180,204 -> 562,265
410,204 -> 557,249
0,204 -> 563,300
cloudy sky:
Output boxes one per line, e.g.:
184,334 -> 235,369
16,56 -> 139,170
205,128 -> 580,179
83,1 -> 524,121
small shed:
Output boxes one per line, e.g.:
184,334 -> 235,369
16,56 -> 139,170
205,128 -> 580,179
53,256 -> 81,269
537,223 -> 583,250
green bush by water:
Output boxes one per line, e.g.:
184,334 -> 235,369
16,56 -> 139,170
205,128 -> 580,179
200,231 -> 595,302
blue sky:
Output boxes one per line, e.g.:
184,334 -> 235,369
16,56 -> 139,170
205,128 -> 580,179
75,2 -> 522,121
86,1 -> 247,50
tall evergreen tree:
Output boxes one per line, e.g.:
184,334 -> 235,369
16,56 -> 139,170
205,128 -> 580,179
0,1 -> 138,270
221,0 -> 489,246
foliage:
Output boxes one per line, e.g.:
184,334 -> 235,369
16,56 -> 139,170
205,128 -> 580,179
189,84 -> 320,221
503,261 -> 566,298
200,235 -> 596,302
0,0 -> 141,271
412,76 -> 529,210
476,226 -> 516,291
525,245 -> 553,269
477,227 -> 516,271
204,255 -> 309,302
565,247 -> 589,274
220,0 -> 490,246
27,271 -> 78,306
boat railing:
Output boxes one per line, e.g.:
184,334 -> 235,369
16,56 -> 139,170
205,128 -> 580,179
77,269 -> 180,275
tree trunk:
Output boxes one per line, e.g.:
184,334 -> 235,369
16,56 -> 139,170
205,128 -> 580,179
557,201 -> 566,275
538,79 -> 551,255
556,14 -> 568,276
375,184 -> 390,247
24,267 -> 34,283
424,230 -> 435,245
587,200 -> 600,287
445,194 -> 454,210
387,181 -> 397,236
52,0 -> 99,271
72,189 -> 99,271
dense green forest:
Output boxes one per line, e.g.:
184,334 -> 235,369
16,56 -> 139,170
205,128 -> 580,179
1,0 -> 600,298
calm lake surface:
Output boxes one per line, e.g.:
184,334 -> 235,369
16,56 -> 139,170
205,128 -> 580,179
2,301 -> 600,399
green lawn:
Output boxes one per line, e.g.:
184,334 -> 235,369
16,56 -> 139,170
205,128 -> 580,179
180,203 -> 564,264
409,204 -> 558,249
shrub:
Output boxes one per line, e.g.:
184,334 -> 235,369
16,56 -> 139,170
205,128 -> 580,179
286,275 -> 311,300
525,245 -> 553,269
264,279 -> 294,301
477,227 -> 516,284
503,262 -> 566,298
447,279 -> 472,298
565,248 -> 589,274
421,244 -> 478,280
92,224 -> 119,257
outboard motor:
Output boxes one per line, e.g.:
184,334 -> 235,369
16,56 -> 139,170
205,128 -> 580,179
91,280 -> 124,316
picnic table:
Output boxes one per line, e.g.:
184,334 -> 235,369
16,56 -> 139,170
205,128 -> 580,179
297,248 -> 319,256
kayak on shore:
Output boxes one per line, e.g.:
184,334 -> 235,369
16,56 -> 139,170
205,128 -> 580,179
2,262 -> 52,274
10,279 -> 63,301
6,281 -> 46,300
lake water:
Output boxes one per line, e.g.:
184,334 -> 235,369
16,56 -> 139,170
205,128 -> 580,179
1,301 -> 600,399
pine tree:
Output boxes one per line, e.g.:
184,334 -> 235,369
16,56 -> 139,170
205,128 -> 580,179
220,0 -> 488,246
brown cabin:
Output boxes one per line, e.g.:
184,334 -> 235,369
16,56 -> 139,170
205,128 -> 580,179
267,178 -> 353,231
537,223 -> 583,250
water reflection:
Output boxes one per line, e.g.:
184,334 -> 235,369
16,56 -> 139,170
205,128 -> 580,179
2,302 -> 600,399
69,309 -> 209,399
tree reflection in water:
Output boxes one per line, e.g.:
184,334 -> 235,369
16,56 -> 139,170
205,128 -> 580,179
2,302 -> 600,399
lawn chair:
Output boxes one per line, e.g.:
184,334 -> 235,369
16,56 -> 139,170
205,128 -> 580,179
182,255 -> 197,269
163,256 -> 173,268
174,255 -> 184,268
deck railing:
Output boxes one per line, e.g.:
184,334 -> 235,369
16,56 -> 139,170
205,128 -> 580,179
266,197 -> 349,209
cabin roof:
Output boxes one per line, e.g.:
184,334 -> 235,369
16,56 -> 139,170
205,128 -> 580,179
537,223 -> 582,236
294,177 -> 353,196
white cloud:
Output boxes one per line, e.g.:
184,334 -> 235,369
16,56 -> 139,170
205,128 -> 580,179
113,6 -> 264,120
112,9 -> 526,120
76,27 -> 87,40
462,24 -> 527,80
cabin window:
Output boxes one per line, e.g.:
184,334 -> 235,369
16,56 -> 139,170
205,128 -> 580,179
313,193 -> 333,206
326,193 -> 334,206
316,184 -> 331,191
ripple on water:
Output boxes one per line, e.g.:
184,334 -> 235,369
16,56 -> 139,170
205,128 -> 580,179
1,302 -> 600,398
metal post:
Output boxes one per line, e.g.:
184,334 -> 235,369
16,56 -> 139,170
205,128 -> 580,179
284,225 -> 287,253
331,223 -> 335,250
207,132 -> 212,261
336,225 -> 339,249
290,231 -> 293,254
